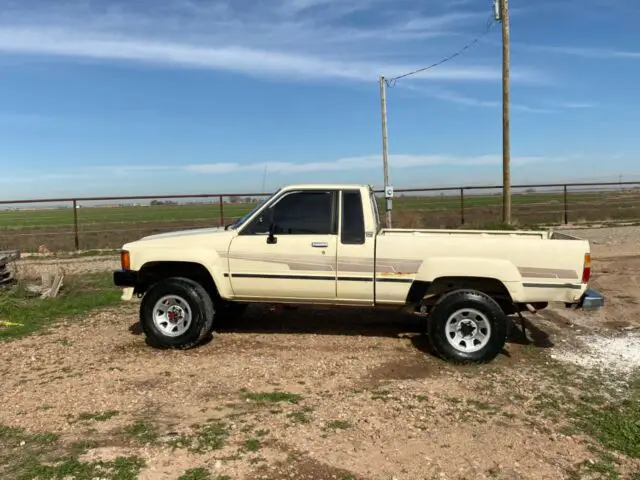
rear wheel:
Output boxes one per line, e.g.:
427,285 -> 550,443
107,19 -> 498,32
427,289 -> 508,364
140,277 -> 214,349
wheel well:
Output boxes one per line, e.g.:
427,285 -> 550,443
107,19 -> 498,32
407,276 -> 514,313
136,261 -> 219,301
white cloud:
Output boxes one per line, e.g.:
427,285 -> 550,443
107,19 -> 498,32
0,28 -> 517,83
557,102 -> 596,109
400,85 -> 560,113
3,153 -> 573,186
0,0 -> 548,84
185,153 -> 570,175
517,43 -> 640,60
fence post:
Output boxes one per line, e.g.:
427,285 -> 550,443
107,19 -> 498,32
72,199 -> 80,250
219,196 -> 224,227
563,185 -> 568,224
460,188 -> 465,225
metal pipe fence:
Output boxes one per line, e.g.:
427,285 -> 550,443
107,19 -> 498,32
1,181 -> 639,252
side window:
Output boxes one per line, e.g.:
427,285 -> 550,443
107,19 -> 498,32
341,190 -> 365,244
243,190 -> 336,235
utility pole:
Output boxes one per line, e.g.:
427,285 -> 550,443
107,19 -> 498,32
499,0 -> 511,224
379,75 -> 392,228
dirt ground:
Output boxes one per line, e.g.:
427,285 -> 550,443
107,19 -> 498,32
1,226 -> 639,479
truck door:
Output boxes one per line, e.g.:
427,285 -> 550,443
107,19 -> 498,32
335,189 -> 376,304
227,189 -> 338,301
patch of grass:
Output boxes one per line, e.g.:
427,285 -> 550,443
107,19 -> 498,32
571,397 -> 640,458
122,420 -> 160,445
0,423 -> 145,480
243,438 -> 261,452
371,389 -> 391,401
287,410 -> 311,424
0,272 -> 121,341
15,455 -> 145,480
168,421 -> 230,454
69,439 -> 99,455
177,467 -> 212,480
467,400 -> 501,413
325,420 -> 352,430
287,405 -> 314,425
76,410 -> 119,422
242,390 -> 302,404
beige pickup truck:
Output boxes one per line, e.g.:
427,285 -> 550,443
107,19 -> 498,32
114,183 -> 604,363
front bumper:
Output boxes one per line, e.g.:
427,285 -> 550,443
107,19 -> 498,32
113,269 -> 138,288
578,288 -> 605,309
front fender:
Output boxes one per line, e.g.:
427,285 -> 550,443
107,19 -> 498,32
128,246 -> 232,299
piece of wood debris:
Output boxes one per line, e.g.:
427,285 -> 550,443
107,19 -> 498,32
40,272 -> 64,299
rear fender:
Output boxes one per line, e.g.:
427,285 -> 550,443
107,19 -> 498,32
415,257 -> 523,300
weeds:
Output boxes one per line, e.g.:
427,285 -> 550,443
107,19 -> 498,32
0,272 -> 121,341
122,420 -> 160,445
76,410 -> 119,422
242,390 -> 302,404
0,423 -> 145,480
168,421 -> 230,454
177,467 -> 212,480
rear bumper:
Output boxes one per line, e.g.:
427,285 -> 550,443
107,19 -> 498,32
113,269 -> 138,288
578,288 -> 605,309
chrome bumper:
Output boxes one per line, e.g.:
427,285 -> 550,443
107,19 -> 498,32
579,288 -> 605,309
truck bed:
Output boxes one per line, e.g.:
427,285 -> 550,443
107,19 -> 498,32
378,228 -> 583,241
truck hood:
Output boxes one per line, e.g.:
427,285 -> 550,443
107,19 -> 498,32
139,226 -> 226,241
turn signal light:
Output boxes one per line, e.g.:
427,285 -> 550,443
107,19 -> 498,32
581,253 -> 591,284
120,250 -> 130,271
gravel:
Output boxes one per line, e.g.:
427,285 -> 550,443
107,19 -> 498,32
550,332 -> 640,377
2,224 -> 640,478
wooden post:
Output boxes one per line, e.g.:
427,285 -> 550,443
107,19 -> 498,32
500,0 -> 511,224
460,188 -> 465,225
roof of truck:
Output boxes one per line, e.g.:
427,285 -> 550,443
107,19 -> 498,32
281,183 -> 373,190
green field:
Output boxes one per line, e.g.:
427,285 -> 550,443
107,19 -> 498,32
0,191 -> 593,228
0,188 -> 639,252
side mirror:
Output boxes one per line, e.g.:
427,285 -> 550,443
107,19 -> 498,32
265,208 -> 277,244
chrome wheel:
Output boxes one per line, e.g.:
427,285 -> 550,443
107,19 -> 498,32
444,308 -> 491,353
152,294 -> 192,337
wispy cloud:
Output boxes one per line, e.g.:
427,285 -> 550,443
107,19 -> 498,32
517,44 -> 640,60
184,153 -> 569,174
556,102 -> 596,109
399,85 -> 581,113
0,0 -> 547,84
3,152 -> 573,186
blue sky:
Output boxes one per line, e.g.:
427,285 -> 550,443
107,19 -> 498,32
0,0 -> 639,199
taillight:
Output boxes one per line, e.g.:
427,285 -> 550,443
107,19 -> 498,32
581,253 -> 591,284
120,250 -> 131,271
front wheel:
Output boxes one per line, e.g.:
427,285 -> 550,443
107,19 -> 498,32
427,289 -> 508,364
139,277 -> 214,350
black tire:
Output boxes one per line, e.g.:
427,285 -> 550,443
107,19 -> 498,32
139,277 -> 215,350
427,289 -> 508,364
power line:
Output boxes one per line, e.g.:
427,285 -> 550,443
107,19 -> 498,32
385,15 -> 498,87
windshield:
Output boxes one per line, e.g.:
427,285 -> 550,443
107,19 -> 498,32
227,189 -> 279,230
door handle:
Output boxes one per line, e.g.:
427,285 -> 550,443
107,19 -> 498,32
311,241 -> 328,248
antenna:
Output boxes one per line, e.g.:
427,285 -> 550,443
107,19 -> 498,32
261,166 -> 268,192
493,0 -> 500,20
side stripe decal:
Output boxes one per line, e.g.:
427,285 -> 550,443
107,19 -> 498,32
523,282 -> 582,290
223,273 -> 412,284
